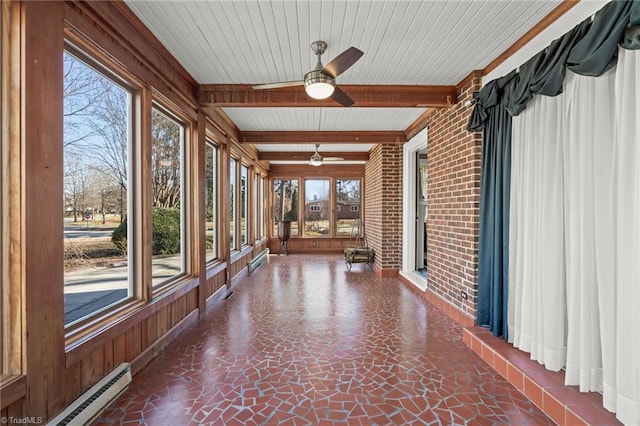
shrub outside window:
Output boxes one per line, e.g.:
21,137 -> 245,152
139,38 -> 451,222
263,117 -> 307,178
255,175 -> 265,240
240,165 -> 248,246
229,158 -> 237,250
150,107 -> 185,287
205,142 -> 217,262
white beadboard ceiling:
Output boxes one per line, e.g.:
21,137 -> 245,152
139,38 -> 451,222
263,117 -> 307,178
223,108 -> 424,131
125,0 -> 561,161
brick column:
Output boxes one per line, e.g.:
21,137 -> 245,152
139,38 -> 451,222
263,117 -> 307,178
365,144 -> 403,276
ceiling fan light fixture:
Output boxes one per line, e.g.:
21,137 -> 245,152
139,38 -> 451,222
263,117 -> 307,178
304,70 -> 335,99
309,148 -> 323,166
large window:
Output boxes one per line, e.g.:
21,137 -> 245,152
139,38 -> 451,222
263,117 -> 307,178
254,174 -> 263,242
335,179 -> 361,236
229,158 -> 237,250
240,165 -> 249,246
63,49 -> 133,325
273,179 -> 299,237
271,177 -> 362,238
151,107 -> 184,287
305,179 -> 330,236
257,176 -> 265,239
205,142 -> 218,262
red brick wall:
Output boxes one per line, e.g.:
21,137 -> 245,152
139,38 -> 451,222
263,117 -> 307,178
426,75 -> 482,317
365,144 -> 403,272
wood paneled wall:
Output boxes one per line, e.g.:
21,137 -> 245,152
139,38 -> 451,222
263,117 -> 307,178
0,1 -> 263,421
267,237 -> 351,254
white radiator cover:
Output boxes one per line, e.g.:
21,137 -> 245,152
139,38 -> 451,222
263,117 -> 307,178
48,362 -> 131,426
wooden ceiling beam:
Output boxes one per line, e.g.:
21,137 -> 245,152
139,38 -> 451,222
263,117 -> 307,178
257,151 -> 369,161
198,84 -> 457,108
241,131 -> 406,144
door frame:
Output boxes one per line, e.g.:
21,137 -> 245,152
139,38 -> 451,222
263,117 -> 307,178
400,128 -> 428,290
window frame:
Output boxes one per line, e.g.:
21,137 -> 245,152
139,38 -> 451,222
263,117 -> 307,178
1,0 -> 18,377
149,102 -> 190,292
204,139 -> 219,263
229,157 -> 238,251
335,178 -> 363,238
269,176 -> 363,239
271,177 -> 300,238
62,40 -> 143,335
240,163 -> 249,247
257,175 -> 266,240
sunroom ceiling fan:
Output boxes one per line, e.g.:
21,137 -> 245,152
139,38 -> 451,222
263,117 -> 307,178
252,40 -> 363,107
309,144 -> 344,166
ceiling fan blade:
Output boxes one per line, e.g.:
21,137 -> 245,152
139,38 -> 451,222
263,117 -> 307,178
330,86 -> 355,107
252,81 -> 304,90
323,157 -> 344,161
323,47 -> 364,78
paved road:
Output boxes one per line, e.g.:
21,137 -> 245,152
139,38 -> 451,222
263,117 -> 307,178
64,256 -> 182,324
64,227 -> 114,239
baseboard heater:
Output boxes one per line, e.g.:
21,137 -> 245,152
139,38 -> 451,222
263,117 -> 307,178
248,248 -> 270,272
48,362 -> 131,426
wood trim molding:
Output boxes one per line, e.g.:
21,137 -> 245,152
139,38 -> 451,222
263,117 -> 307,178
241,131 -> 406,145
268,163 -> 365,176
405,109 -> 437,141
456,70 -> 484,94
23,2 -> 67,417
0,375 -> 26,410
68,1 -> 196,89
258,151 -> 369,162
482,0 -> 580,76
2,0 -> 23,378
203,107 -> 241,145
64,2 -> 198,113
198,84 -> 458,108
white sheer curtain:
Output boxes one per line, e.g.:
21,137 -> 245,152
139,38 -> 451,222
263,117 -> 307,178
562,68 -> 615,393
509,92 -> 566,372
508,49 -> 640,425
610,48 -> 640,425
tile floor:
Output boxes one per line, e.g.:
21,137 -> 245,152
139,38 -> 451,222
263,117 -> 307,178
95,254 -> 553,425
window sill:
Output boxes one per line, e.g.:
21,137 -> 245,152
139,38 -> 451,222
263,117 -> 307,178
231,245 -> 253,263
206,259 -> 227,279
65,275 -> 199,367
0,374 -> 26,409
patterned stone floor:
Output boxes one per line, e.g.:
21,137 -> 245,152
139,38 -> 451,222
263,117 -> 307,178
95,254 -> 552,425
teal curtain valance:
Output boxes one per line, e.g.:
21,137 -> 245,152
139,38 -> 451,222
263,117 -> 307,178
468,0 -> 640,131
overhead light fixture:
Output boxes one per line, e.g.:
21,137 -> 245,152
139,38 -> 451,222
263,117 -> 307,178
309,151 -> 323,166
304,70 -> 335,99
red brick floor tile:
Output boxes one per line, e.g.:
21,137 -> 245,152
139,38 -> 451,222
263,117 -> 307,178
94,254 -> 553,425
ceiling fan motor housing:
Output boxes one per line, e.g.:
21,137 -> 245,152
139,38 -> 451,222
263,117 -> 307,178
311,40 -> 328,55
